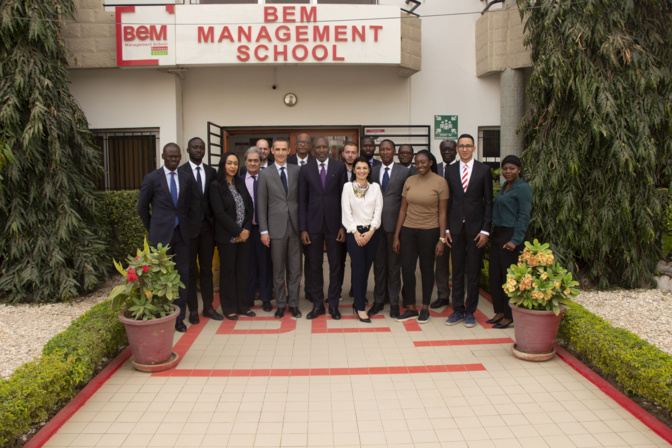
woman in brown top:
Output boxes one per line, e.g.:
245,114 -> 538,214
393,150 -> 448,324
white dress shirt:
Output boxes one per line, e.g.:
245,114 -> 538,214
163,165 -> 179,195
316,158 -> 329,174
188,160 -> 205,194
341,182 -> 383,234
379,162 -> 394,184
297,154 -> 309,166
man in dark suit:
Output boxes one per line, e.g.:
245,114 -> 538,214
431,139 -> 457,309
177,137 -> 224,324
369,139 -> 411,319
299,137 -> 347,320
138,143 -> 200,332
361,136 -> 382,168
257,138 -> 302,319
444,134 -> 493,328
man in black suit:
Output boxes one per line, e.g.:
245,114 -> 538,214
444,134 -> 493,328
178,137 -> 224,324
361,136 -> 382,168
431,139 -> 457,309
138,143 -> 200,332
299,137 -> 347,320
369,139 -> 411,318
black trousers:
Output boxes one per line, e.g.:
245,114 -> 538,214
301,241 -> 313,301
373,230 -> 401,308
400,227 -> 439,306
218,240 -> 251,315
187,219 -> 215,314
168,227 -> 189,320
489,227 -> 526,320
308,225 -> 342,308
346,230 -> 379,311
451,230 -> 484,314
247,225 -> 273,304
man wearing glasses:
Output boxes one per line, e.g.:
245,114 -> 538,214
443,134 -> 493,328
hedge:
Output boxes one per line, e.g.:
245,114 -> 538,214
99,190 -> 146,261
557,301 -> 672,414
0,301 -> 127,447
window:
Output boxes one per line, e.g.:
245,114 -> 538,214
478,127 -> 500,172
93,129 -> 159,191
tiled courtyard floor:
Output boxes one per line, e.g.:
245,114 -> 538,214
34,261 -> 672,448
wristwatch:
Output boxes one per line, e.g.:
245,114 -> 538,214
439,237 -> 447,244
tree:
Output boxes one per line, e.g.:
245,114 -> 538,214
517,0 -> 672,288
0,0 -> 108,302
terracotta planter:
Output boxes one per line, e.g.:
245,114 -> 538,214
510,303 -> 565,361
118,305 -> 178,367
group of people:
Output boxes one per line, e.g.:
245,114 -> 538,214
138,133 -> 532,333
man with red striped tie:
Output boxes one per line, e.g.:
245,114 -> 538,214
443,134 -> 493,328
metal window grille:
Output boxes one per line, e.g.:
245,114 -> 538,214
92,129 -> 159,191
478,127 -> 500,171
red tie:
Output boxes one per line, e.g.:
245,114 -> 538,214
462,165 -> 469,192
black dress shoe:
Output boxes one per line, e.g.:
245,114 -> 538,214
485,316 -> 504,324
274,307 -> 285,319
203,309 -> 224,321
493,320 -> 513,329
289,307 -> 302,318
241,310 -> 256,317
367,303 -> 383,317
430,298 -> 450,309
188,311 -> 200,325
329,307 -> 341,320
262,301 -> 273,312
225,314 -> 239,321
306,306 -> 325,320
389,307 -> 400,319
175,319 -> 187,333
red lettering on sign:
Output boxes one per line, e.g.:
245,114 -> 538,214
198,26 -> 214,43
218,26 -> 233,42
370,25 -> 382,42
123,26 -> 135,41
332,44 -> 344,61
283,6 -> 295,23
274,45 -> 288,61
352,26 -> 365,42
295,25 -> 308,42
292,45 -> 308,61
136,25 -> 149,40
150,25 -> 166,40
238,26 -> 252,42
313,26 -> 329,42
255,45 -> 269,61
312,44 -> 328,61
334,26 -> 346,42
300,6 -> 317,22
256,26 -> 271,42
276,25 -> 290,42
237,45 -> 250,61
264,7 -> 278,22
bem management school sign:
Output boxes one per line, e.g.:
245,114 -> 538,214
116,4 -> 401,67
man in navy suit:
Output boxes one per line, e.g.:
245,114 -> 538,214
444,134 -> 493,328
177,137 -> 224,325
299,137 -> 347,320
361,136 -> 382,168
138,143 -> 200,332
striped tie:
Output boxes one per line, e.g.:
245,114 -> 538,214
462,165 -> 469,192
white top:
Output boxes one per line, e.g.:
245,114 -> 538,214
341,182 -> 383,234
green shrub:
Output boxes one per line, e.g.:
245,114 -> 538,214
0,301 -> 127,446
558,301 -> 672,414
99,190 -> 146,261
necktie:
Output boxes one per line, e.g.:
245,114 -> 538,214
196,166 -> 203,194
280,166 -> 288,195
382,167 -> 390,193
300,160 -> 305,166
320,163 -> 326,189
462,165 -> 469,192
252,175 -> 258,225
169,172 -> 179,227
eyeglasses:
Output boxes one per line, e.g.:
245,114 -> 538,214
457,144 -> 474,149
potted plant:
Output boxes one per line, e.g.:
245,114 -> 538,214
504,239 -> 580,361
109,238 -> 183,371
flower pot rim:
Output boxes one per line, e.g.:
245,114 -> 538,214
118,305 -> 179,325
509,303 -> 567,315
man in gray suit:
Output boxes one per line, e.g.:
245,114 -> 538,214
369,139 -> 411,318
431,139 -> 457,309
257,137 -> 302,319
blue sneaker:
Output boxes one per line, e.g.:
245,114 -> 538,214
445,312 -> 464,326
464,313 -> 476,328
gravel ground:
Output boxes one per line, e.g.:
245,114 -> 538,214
573,288 -> 672,356
0,276 -> 123,379
2,281 -> 672,379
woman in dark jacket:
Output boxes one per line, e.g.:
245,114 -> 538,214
210,152 -> 255,320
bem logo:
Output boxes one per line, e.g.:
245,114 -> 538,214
123,25 -> 167,41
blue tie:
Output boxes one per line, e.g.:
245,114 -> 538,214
382,167 -> 389,192
170,172 -> 179,227
280,166 -> 288,195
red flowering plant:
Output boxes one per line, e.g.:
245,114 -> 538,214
504,239 -> 579,315
108,238 -> 184,320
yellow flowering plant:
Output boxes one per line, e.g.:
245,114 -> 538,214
504,239 -> 579,315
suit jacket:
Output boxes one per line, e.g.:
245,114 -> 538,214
287,154 -> 314,166
370,159 -> 382,168
138,167 -> 199,247
178,162 -> 216,235
371,163 -> 412,233
209,177 -> 253,244
299,158 -> 347,235
257,163 -> 300,239
445,160 -> 493,235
